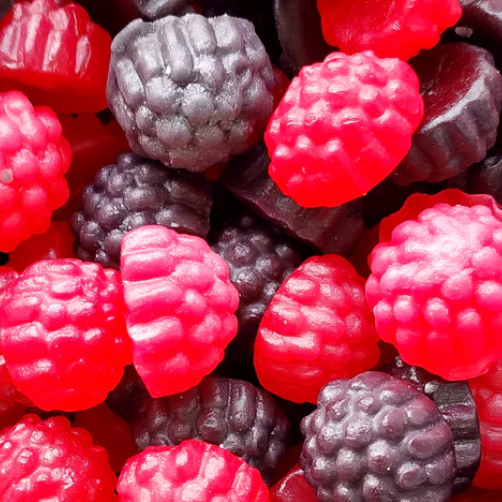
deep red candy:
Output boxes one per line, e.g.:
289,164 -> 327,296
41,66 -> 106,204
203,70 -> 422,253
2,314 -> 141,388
317,0 -> 462,60
74,402 -> 138,473
469,358 -> 502,489
8,221 -> 75,270
0,414 -> 117,501
0,259 -> 132,411
0,397 -> 25,431
367,200 -> 502,380
270,464 -> 317,502
0,91 -> 71,252
121,226 -> 239,398
0,265 -> 17,308
255,255 -> 380,404
117,440 -> 270,502
265,51 -> 424,208
452,487 -> 502,501
0,0 -> 111,113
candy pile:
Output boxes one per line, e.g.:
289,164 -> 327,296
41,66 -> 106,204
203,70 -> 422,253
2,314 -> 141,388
1,0 -> 502,501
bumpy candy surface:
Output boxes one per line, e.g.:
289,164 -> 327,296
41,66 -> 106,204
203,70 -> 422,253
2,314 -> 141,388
0,0 -> 111,113
133,376 -> 290,484
0,259 -> 131,411
211,213 -> 304,367
0,91 -> 71,252
121,225 -> 239,398
0,414 -> 117,501
367,199 -> 502,381
391,43 -> 502,186
117,440 -> 270,502
255,255 -> 380,404
316,0 -> 462,60
107,14 -> 276,172
301,372 -> 457,502
468,357 -> 502,489
265,51 -> 424,208
72,152 -> 213,270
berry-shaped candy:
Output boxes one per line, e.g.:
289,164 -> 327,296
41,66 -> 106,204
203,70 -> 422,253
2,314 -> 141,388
468,357 -> 502,489
8,221 -> 75,271
133,376 -> 290,485
273,0 -> 331,76
0,414 -> 117,501
211,214 -> 304,367
317,0 -> 461,60
366,198 -> 502,381
54,114 -> 129,221
72,152 -> 213,270
0,259 -> 131,411
255,255 -> 380,404
270,464 -> 317,502
74,403 -> 138,473
0,0 -> 12,20
121,226 -> 239,397
265,51 -> 424,208
0,397 -> 25,431
384,356 -> 480,493
118,440 -> 270,502
301,372 -> 457,502
0,91 -> 71,252
391,44 -> 502,186
107,14 -> 276,172
0,0 -> 111,113
130,0 -> 190,18
0,265 -> 17,308
221,143 -> 365,256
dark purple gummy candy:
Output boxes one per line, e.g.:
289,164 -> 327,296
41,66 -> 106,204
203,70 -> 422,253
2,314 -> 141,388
301,372 -> 456,502
220,142 -> 364,256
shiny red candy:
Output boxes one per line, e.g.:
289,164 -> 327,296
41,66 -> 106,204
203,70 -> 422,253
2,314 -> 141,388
270,465 -> 317,502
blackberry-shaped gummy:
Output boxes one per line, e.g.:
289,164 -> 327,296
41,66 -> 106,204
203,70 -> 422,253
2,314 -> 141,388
71,152 -> 212,270
130,0 -> 190,18
384,356 -> 481,494
107,14 -> 276,172
133,376 -> 290,485
210,213 -> 304,367
221,143 -> 365,256
301,372 -> 457,502
391,43 -> 502,185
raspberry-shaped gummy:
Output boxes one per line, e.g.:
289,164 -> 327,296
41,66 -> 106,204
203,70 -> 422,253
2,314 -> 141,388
0,91 -> 71,252
211,214 -> 304,367
0,414 -> 117,501
121,226 -> 239,398
301,372 -> 456,502
221,142 -> 365,256
72,152 -> 213,270
366,201 -> 502,381
255,255 -> 380,404
391,43 -> 502,186
0,259 -> 131,411
133,376 -> 290,485
317,0 -> 461,60
468,357 -> 502,489
384,356 -> 480,493
265,51 -> 424,208
0,0 -> 111,113
118,440 -> 269,502
107,14 -> 276,172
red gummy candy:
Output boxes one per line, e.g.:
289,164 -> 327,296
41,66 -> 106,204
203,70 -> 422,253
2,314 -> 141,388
0,397 -> 25,431
366,201 -> 502,380
8,221 -> 75,270
255,255 -> 380,404
270,464 -> 317,502
0,0 -> 112,113
317,0 -> 462,60
469,358 -> 502,489
54,114 -> 129,220
74,402 -> 137,473
121,226 -> 239,398
0,259 -> 132,411
0,414 -> 117,501
0,91 -> 71,252
265,51 -> 423,208
0,266 -> 17,308
117,440 -> 270,502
